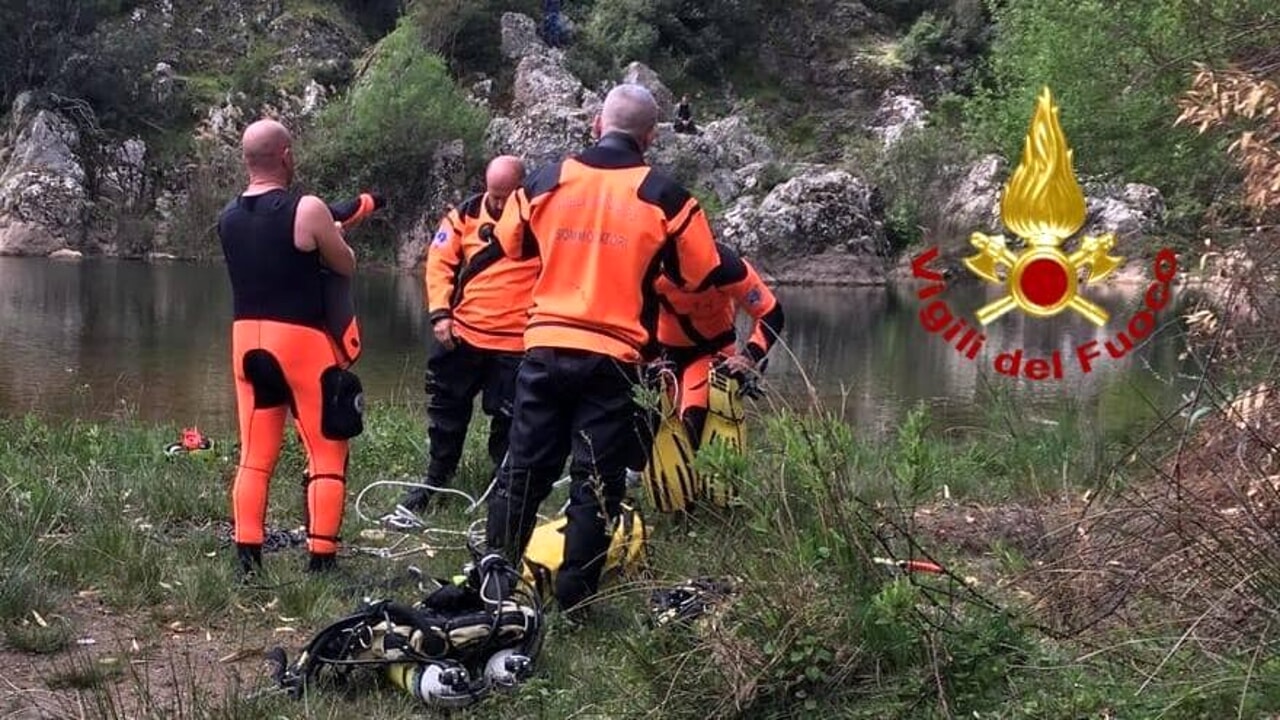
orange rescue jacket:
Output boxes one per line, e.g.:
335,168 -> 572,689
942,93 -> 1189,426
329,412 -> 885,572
486,132 -> 722,363
424,192 -> 539,353
655,242 -> 785,361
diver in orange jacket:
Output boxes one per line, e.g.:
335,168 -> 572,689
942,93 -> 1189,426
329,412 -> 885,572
654,242 -> 785,447
395,156 -> 537,514
218,119 -> 359,576
481,84 -> 723,614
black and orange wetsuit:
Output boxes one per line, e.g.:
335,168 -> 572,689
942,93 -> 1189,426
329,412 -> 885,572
482,130 -> 722,611
217,189 -> 350,573
655,242 -> 784,445
401,192 -> 539,511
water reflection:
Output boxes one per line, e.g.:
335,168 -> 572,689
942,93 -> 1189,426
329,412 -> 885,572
0,257 -> 1194,439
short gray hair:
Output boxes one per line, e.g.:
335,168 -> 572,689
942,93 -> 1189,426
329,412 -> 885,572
600,84 -> 660,139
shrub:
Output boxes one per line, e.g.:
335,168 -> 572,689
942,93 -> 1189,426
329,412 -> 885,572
301,18 -> 489,247
409,0 -> 542,77
961,0 -> 1280,232
573,0 -> 781,84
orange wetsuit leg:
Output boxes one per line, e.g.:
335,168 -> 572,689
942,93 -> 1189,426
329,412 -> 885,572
231,320 -> 349,557
679,355 -> 712,419
678,345 -> 737,449
273,323 -> 350,557
231,322 -> 288,548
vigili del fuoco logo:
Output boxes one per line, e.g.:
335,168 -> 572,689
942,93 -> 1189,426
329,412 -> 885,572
909,87 -> 1179,381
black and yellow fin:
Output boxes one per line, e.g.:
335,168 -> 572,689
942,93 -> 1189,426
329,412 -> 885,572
641,379 -> 701,513
700,366 -> 748,507
520,501 -> 651,601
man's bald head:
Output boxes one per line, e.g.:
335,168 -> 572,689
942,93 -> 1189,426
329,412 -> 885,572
484,155 -> 525,214
240,119 -> 293,178
594,84 -> 660,149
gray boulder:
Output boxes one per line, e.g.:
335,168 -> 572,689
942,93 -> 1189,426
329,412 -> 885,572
486,19 -> 593,171
398,140 -> 469,270
719,166 -> 889,285
622,61 -> 675,117
501,12 -> 545,61
0,98 -> 90,256
942,155 -> 1167,242
941,153 -> 1005,233
512,52 -> 584,110
647,116 -> 777,205
1082,183 -> 1166,240
868,91 -> 927,148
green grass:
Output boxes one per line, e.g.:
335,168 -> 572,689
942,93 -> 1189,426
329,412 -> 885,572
1,392 -> 1277,718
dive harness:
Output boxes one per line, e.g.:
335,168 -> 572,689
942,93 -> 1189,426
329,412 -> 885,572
264,537 -> 543,709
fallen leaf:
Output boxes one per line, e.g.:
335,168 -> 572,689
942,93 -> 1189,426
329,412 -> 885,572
219,649 -> 262,663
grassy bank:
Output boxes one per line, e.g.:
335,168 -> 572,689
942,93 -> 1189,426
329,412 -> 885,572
0,387 -> 1274,718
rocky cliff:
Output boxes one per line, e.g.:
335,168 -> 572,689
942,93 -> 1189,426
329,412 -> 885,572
0,1 -> 1170,287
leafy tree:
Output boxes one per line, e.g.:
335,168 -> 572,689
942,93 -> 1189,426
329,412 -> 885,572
961,0 -> 1280,229
302,18 -> 489,244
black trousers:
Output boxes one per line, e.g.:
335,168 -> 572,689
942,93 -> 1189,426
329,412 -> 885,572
484,347 -> 648,612
423,339 -> 522,488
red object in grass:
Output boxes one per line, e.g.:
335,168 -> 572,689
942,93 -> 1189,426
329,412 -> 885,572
181,428 -> 207,450
900,559 -> 944,574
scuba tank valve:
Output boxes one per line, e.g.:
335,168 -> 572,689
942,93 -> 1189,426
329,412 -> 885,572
387,662 -> 478,709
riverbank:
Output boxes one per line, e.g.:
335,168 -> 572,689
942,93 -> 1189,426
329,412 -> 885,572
2,389 -> 1272,717
30,236 -> 1217,290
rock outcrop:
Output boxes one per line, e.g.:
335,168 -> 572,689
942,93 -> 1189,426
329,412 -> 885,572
647,116 -> 777,205
868,91 -> 927,148
942,154 -> 1167,241
0,95 -> 90,256
719,166 -> 890,285
485,13 -> 594,171
398,140 -> 469,270
622,61 -> 675,117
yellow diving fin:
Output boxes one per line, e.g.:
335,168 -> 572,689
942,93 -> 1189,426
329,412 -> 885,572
520,501 -> 650,602
641,372 -> 701,513
699,365 -> 748,507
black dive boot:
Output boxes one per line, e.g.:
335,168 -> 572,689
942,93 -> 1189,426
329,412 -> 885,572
307,553 -> 337,573
401,476 -> 447,513
236,544 -> 263,579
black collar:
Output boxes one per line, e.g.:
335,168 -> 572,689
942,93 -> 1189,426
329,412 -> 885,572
596,131 -> 644,154
576,131 -> 647,169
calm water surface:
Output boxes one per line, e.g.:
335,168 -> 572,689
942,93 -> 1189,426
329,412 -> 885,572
0,257 -> 1196,440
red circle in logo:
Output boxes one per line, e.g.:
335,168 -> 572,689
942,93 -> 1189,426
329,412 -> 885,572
1019,257 -> 1069,307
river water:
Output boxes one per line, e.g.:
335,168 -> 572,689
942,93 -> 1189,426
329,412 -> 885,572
0,256 -> 1197,440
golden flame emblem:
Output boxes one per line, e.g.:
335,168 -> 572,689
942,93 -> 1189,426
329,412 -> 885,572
963,87 -> 1124,327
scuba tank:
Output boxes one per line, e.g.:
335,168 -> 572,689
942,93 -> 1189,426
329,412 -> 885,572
386,661 -> 481,708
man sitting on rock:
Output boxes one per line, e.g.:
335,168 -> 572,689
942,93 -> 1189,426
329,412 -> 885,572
674,95 -> 698,135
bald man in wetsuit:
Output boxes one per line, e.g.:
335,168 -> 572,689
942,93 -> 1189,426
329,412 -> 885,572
483,85 -> 723,615
218,119 -> 358,576
389,156 -> 539,519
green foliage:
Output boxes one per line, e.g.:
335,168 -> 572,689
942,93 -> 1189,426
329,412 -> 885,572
573,0 -> 781,84
409,0 -> 542,77
303,19 -> 489,246
898,0 -> 992,91
337,0 -> 405,40
847,123 -> 978,252
961,0 -> 1280,231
